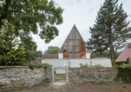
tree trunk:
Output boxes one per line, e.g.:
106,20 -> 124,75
110,44 -> 115,66
109,25 -> 115,66
100,51 -> 103,57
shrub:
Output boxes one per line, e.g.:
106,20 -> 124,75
115,61 -> 128,66
115,64 -> 131,83
80,63 -> 88,68
80,63 -> 103,68
27,62 -> 52,70
93,64 -> 103,67
0,20 -> 27,66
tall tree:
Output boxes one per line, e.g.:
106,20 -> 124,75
88,0 -> 131,65
0,0 -> 63,61
0,0 -> 63,43
44,46 -> 59,54
0,20 -> 27,65
87,35 -> 108,57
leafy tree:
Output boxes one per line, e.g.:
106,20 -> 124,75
0,20 -> 27,65
0,0 -> 63,42
88,0 -> 131,65
44,46 -> 59,54
0,0 -> 63,61
20,36 -> 43,61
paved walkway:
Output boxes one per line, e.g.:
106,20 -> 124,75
52,81 -> 66,88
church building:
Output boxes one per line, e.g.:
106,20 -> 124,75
58,25 -> 90,59
42,25 -> 112,68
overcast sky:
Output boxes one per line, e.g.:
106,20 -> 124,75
33,0 -> 131,53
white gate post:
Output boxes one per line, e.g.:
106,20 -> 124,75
52,67 -> 54,82
65,67 -> 68,83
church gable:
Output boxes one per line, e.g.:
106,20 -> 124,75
59,25 -> 86,59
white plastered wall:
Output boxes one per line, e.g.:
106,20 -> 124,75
42,58 -> 112,73
58,53 -> 63,59
86,53 -> 91,59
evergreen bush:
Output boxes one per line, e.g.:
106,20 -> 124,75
115,64 -> 131,83
0,20 -> 27,65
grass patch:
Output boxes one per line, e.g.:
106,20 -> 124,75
55,74 -> 66,80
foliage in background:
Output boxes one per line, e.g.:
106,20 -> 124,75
20,37 -> 42,61
44,46 -> 60,54
91,50 -> 121,59
27,62 -> 52,70
115,64 -> 131,83
80,63 -> 103,68
37,51 -> 43,57
0,20 -> 27,65
87,0 -> 131,65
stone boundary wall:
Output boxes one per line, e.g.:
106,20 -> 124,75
68,67 -> 117,84
0,66 -> 53,91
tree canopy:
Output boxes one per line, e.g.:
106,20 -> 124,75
91,50 -> 121,59
87,0 -> 131,65
0,20 -> 27,65
0,0 -> 63,62
0,0 -> 63,42
44,46 -> 60,54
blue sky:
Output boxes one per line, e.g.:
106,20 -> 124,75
33,0 -> 131,53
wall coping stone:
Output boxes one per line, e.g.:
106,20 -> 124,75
68,67 -> 116,69
0,66 -> 45,69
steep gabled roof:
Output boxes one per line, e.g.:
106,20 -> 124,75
116,43 -> 131,62
59,24 -> 86,53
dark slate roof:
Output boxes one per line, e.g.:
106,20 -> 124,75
42,54 -> 58,59
116,43 -> 131,62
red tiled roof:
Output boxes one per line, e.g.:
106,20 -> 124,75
116,43 -> 131,62
42,54 -> 58,59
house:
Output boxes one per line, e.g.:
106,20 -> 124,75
42,25 -> 112,69
116,43 -> 131,64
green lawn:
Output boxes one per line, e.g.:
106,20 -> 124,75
55,74 -> 66,80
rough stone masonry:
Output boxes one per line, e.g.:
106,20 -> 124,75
68,67 -> 118,84
0,66 -> 53,91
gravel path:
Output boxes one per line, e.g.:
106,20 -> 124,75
13,80 -> 66,92
12,82 -> 131,92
